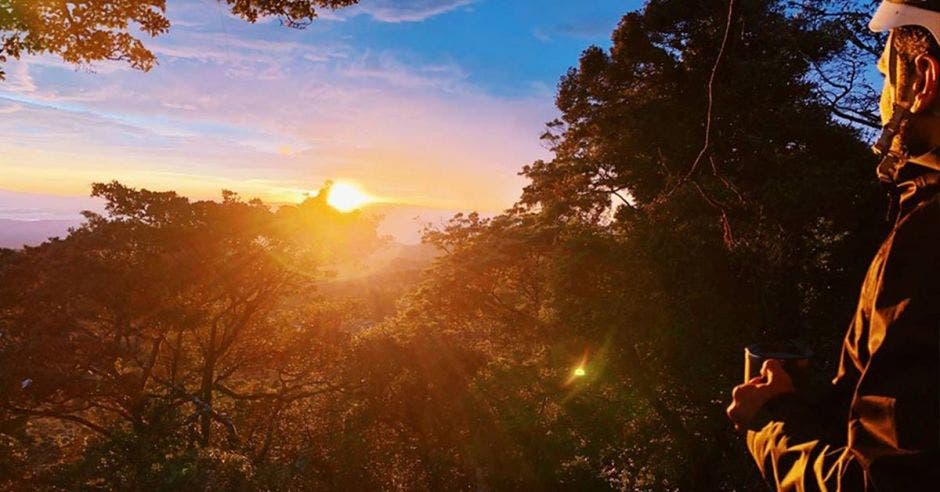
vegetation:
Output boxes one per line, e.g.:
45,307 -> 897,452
1,0 -> 889,489
0,0 -> 358,79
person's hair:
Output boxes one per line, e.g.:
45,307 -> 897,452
892,25 -> 940,73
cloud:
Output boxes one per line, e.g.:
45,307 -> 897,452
1,0 -> 557,215
341,53 -> 468,92
165,0 -> 472,26
169,19 -> 206,28
0,96 -> 153,140
1,59 -> 125,106
0,189 -> 103,220
355,0 -> 475,23
149,33 -> 350,76
0,101 -> 23,114
0,47 -> 554,212
533,28 -> 552,43
4,62 -> 36,93
161,101 -> 199,111
552,18 -> 618,39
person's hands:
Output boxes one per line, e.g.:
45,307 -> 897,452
726,359 -> 795,431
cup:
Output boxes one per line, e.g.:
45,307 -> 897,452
744,341 -> 812,388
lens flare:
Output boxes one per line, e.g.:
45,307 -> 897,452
564,352 -> 591,386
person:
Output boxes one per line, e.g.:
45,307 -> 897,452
725,1 -> 940,490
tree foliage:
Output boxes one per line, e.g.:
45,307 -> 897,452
0,0 -> 359,79
330,0 -> 885,488
792,0 -> 884,130
0,182 -> 382,488
0,1 -> 892,490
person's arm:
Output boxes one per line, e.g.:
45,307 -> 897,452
743,366 -> 865,491
837,197 -> 940,488
737,196 -> 940,490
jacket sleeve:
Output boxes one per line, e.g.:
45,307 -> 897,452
746,196 -> 940,491
841,196 -> 940,489
745,372 -> 865,491
744,233 -> 872,492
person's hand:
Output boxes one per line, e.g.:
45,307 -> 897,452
726,359 -> 795,431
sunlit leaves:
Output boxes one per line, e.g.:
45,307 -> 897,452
225,0 -> 358,27
0,0 -> 170,78
0,0 -> 359,79
0,181 -> 382,487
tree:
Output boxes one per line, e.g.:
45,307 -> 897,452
354,0 -> 885,488
0,0 -> 359,80
0,1 -> 896,489
0,181 -> 381,488
791,1 -> 885,130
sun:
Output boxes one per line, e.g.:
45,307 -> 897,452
326,182 -> 371,212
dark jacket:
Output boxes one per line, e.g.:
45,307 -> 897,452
747,167 -> 940,491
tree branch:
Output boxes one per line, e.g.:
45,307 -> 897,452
6,406 -> 112,437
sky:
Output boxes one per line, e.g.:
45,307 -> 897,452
0,0 -> 638,242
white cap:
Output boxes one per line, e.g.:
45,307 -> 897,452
870,1 -> 940,45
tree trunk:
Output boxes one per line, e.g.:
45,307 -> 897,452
199,351 -> 216,447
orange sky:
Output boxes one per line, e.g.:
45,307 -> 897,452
0,0 -> 629,241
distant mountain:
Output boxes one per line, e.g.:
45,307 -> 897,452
0,188 -> 473,246
0,219 -> 82,249
0,188 -> 100,248
0,189 -> 102,220
0,189 -> 491,249
362,202 -> 491,244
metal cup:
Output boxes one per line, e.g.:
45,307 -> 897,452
744,341 -> 812,387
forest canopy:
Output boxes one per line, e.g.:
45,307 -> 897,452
0,1 -> 892,489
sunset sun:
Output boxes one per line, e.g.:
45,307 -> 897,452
326,182 -> 371,212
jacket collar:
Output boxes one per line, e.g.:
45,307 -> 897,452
896,164 -> 940,217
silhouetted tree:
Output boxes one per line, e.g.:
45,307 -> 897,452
792,0 -> 884,130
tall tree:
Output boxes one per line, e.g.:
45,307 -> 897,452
792,1 -> 884,130
361,0 -> 886,488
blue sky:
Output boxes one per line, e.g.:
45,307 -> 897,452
0,0 -> 639,241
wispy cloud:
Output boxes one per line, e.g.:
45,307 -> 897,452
4,62 -> 36,93
341,53 -> 468,92
0,44 -> 554,212
552,18 -> 619,39
149,32 -> 350,79
4,0 -> 629,222
0,101 -> 23,114
533,28 -> 553,43
354,0 -> 475,23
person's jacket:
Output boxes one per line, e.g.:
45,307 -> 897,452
747,166 -> 940,491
